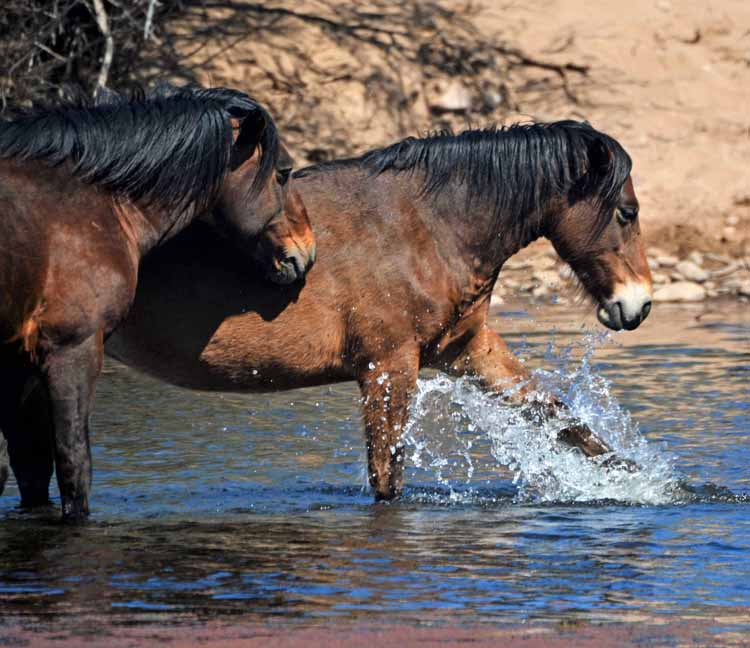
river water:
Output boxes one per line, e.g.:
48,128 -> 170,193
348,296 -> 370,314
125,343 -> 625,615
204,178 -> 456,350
0,301 -> 748,636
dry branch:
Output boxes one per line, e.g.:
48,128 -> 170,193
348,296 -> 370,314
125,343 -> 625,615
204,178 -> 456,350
91,0 -> 114,89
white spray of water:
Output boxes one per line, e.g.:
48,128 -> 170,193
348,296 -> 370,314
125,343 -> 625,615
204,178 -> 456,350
403,331 -> 680,505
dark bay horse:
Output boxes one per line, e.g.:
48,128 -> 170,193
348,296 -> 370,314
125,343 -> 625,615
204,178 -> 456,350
0,85 -> 315,519
16,121 -> 651,507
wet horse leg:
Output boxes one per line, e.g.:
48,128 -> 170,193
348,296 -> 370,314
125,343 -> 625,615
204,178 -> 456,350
0,352 -> 54,505
7,378 -> 55,507
358,351 -> 419,501
0,432 -> 8,497
43,333 -> 103,520
446,324 -> 615,458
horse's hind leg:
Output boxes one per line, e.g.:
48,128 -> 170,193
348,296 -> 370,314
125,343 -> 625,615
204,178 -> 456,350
358,351 -> 419,501
43,333 -> 103,520
8,376 -> 55,507
0,351 -> 55,506
444,323 -> 617,459
0,432 -> 8,497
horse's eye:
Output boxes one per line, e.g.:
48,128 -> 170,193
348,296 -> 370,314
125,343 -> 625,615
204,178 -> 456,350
616,206 -> 638,225
276,168 -> 292,186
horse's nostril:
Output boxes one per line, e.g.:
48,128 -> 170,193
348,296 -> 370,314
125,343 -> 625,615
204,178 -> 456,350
642,300 -> 652,319
287,254 -> 305,279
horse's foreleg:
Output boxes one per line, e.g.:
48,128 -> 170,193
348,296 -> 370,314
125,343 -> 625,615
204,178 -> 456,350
43,333 -> 103,521
446,323 -> 534,400
358,351 -> 419,502
0,433 -> 8,497
446,324 -> 616,460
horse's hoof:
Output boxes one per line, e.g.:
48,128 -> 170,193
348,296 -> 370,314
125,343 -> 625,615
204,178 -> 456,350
373,488 -> 402,503
61,499 -> 90,523
600,455 -> 639,473
20,494 -> 53,509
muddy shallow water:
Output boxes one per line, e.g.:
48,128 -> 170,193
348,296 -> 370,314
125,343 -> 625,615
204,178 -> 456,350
0,301 -> 748,638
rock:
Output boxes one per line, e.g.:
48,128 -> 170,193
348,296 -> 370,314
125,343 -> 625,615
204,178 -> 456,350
501,277 -> 520,289
687,251 -> 704,266
503,259 -> 532,271
651,272 -> 670,285
739,280 -> 750,298
653,281 -> 706,302
533,256 -> 556,270
723,277 -> 743,292
430,80 -> 472,113
711,261 -> 741,278
648,246 -> 668,258
723,226 -> 736,239
532,284 -> 549,298
559,265 -> 574,280
656,254 -> 679,267
726,214 -> 739,226
705,252 -> 732,264
647,257 -> 660,270
675,260 -> 709,283
532,270 -> 560,286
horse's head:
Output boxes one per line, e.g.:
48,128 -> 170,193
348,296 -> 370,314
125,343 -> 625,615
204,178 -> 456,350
548,141 -> 652,331
214,99 -> 316,284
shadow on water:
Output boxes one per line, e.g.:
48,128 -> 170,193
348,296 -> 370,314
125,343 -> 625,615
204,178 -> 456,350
0,300 -> 748,630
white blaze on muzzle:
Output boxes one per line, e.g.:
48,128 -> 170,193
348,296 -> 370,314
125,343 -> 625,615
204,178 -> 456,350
612,281 -> 652,321
597,280 -> 653,331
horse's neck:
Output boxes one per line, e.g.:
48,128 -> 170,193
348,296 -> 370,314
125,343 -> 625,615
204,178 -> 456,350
114,201 -> 196,260
419,179 -> 543,278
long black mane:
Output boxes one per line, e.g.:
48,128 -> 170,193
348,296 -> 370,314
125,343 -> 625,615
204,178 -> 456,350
0,84 -> 279,214
297,121 -> 631,239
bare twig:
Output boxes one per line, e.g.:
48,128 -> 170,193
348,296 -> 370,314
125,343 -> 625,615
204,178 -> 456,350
91,0 -> 115,89
144,0 -> 158,40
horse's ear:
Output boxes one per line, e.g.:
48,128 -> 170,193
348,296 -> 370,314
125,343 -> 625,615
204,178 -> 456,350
229,107 -> 266,170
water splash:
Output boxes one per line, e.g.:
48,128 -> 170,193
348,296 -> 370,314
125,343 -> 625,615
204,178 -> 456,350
404,331 -> 681,505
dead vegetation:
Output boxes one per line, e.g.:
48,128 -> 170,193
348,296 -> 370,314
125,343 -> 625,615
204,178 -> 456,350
1,1 -> 591,162
168,1 -> 592,162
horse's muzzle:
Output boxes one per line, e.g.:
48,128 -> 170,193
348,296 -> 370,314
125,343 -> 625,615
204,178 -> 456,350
596,280 -> 652,331
267,241 -> 317,285
597,298 -> 652,331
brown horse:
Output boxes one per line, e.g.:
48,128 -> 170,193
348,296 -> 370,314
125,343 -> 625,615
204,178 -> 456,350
14,121 -> 652,508
0,85 -> 315,519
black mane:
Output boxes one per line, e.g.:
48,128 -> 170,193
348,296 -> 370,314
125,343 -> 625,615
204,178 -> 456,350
0,84 -> 279,214
296,121 -> 632,239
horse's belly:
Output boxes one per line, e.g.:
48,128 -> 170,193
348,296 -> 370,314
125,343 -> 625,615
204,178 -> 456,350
105,314 -> 352,394
195,317 -> 352,392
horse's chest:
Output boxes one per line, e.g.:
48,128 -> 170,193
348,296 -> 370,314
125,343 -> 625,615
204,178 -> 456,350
38,223 -> 138,343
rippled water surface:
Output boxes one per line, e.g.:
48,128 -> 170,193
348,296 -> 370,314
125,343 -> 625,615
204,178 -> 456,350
1,301 -> 748,632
